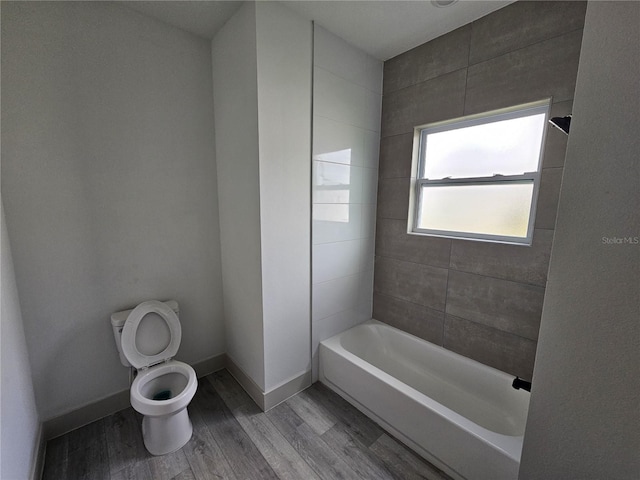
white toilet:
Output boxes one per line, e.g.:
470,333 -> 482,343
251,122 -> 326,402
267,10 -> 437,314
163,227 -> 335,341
111,300 -> 197,455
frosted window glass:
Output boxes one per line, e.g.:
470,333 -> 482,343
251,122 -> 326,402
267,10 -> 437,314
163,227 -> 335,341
418,183 -> 534,238
422,114 -> 546,179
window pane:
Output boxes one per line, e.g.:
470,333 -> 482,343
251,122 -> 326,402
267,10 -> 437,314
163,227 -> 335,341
418,182 -> 534,238
422,113 -> 546,179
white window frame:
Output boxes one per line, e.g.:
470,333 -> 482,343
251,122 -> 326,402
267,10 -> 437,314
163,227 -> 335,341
408,99 -> 551,246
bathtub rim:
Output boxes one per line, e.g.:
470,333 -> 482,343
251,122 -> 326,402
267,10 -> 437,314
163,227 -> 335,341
319,373 -> 464,480
319,319 -> 527,463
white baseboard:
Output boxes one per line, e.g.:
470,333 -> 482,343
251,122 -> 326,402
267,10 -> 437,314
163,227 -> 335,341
224,355 -> 268,410
222,355 -> 312,411
42,353 -> 226,440
40,353 -> 309,444
264,369 -> 312,411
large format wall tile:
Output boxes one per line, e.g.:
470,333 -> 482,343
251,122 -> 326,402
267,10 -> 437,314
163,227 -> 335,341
445,270 -> 544,341
313,203 -> 362,244
375,0 -> 584,377
315,67 -> 381,132
374,256 -> 448,311
444,315 -> 537,380
379,133 -> 414,179
312,161 -> 363,204
411,68 -> 467,130
313,115 -> 368,167
315,25 -> 383,95
376,177 -> 410,220
313,308 -> 368,349
450,229 -> 553,287
464,29 -> 583,115
312,26 -> 382,381
381,68 -> 466,137
313,239 -> 362,284
313,273 -> 361,321
376,218 -> 451,268
373,293 -> 444,345
469,1 -> 587,65
384,25 -> 471,94
380,85 -> 418,138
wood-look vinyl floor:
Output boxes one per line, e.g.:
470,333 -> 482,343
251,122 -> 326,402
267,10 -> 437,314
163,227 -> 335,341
42,369 -> 452,480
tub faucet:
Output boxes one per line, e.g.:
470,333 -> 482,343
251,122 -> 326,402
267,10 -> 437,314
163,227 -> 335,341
512,377 -> 532,392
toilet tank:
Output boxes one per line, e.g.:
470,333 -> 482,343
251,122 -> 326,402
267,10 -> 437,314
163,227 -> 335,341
111,300 -> 179,367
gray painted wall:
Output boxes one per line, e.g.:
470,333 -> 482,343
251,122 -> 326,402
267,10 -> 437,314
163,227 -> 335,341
1,2 -> 224,420
374,1 -> 586,379
1,203 -> 41,480
519,2 -> 640,478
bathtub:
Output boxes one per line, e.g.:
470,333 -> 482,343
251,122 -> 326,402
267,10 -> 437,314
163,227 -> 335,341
319,320 -> 530,480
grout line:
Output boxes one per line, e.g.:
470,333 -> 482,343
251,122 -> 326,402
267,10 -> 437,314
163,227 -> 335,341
314,112 -> 382,135
441,240 -> 454,344
381,65 -> 468,98
466,26 -> 585,68
445,312 -> 539,344
312,267 -> 374,288
375,252 -> 449,272
314,113 -> 382,135
313,158 -> 380,169
461,22 -> 471,115
314,64 -> 383,96
375,289 -> 539,344
375,253 -> 548,289
374,291 -> 445,317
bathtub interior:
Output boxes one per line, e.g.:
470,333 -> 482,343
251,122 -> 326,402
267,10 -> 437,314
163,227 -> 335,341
338,320 -> 530,436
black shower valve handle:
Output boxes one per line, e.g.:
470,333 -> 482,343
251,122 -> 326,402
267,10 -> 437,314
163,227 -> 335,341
512,376 -> 532,392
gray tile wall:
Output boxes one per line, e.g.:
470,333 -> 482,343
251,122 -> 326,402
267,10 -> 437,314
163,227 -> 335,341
374,1 -> 587,380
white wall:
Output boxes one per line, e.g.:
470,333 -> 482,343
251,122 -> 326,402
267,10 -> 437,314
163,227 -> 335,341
311,26 -> 383,379
1,203 -> 41,480
1,2 -> 224,420
211,2 -> 266,391
213,2 -> 312,394
255,2 -> 312,392
519,2 -> 640,479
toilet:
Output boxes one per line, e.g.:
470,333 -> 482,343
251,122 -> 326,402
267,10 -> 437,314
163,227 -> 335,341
111,300 -> 197,455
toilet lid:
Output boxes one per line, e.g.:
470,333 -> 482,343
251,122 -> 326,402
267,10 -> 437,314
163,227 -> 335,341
121,300 -> 181,369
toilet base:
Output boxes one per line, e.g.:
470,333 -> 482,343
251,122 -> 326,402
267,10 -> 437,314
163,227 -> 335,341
141,407 -> 193,455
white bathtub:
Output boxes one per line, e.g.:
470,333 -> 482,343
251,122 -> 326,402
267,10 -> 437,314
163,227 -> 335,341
319,320 -> 530,480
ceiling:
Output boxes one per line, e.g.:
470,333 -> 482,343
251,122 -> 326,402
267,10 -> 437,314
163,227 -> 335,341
124,0 -> 514,61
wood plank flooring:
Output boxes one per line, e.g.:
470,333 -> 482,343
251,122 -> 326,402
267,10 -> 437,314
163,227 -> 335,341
42,369 -> 452,480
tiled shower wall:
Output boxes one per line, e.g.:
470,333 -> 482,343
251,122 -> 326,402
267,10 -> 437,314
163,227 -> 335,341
374,1 -> 587,380
312,26 -> 383,380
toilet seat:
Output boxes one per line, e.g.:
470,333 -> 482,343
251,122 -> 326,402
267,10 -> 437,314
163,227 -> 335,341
122,300 -> 181,369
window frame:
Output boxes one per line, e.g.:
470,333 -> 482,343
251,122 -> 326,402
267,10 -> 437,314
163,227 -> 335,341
408,99 -> 551,246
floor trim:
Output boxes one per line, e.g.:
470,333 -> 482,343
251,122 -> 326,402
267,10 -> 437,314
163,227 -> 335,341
264,369 -> 312,411
224,356 -> 266,410
42,353 -> 226,440
224,356 -> 312,412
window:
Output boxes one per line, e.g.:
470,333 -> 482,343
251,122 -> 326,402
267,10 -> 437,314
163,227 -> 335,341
409,100 -> 550,245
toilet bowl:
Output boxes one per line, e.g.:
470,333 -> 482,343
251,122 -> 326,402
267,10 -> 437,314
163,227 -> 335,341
111,300 -> 198,455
